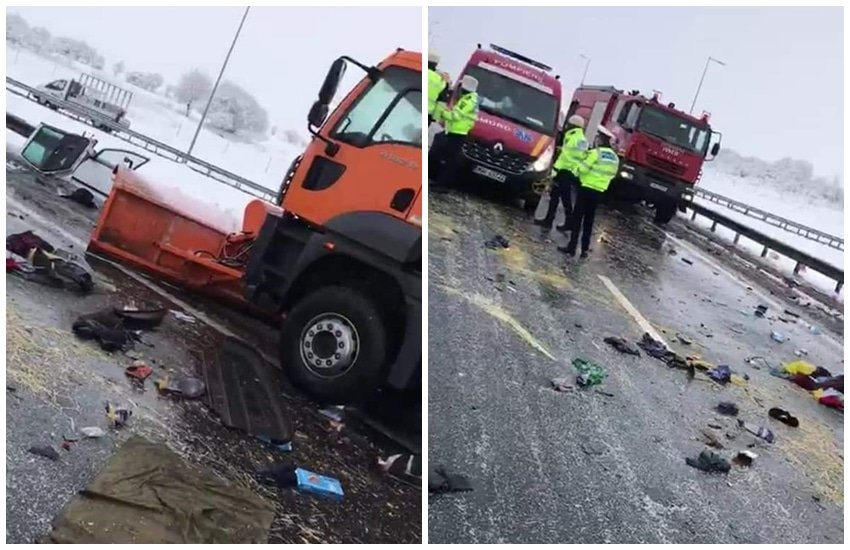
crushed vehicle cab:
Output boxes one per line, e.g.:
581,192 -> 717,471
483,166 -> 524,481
63,49 -> 422,404
437,44 -> 562,209
566,86 -> 722,223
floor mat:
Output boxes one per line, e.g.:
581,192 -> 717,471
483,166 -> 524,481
203,336 -> 293,443
43,436 -> 275,543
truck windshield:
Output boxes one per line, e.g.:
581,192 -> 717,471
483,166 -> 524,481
638,106 -> 710,155
464,65 -> 558,136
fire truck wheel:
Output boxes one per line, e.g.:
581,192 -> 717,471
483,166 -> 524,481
280,285 -> 388,405
654,201 -> 677,225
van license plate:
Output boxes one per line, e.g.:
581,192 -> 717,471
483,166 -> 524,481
473,165 -> 507,183
649,182 -> 668,192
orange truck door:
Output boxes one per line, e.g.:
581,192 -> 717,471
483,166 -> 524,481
284,65 -> 422,225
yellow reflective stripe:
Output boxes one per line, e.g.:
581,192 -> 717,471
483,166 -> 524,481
531,136 -> 550,157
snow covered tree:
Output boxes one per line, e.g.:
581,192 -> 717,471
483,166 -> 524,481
6,13 -> 30,46
29,27 -> 52,53
112,61 -> 125,76
126,71 -> 165,93
175,69 -> 212,116
205,80 -> 269,135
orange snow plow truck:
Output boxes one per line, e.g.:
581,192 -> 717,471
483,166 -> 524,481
87,50 -> 422,404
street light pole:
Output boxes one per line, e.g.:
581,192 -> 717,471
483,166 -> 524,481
689,55 -> 725,115
186,6 -> 250,158
579,54 -> 591,85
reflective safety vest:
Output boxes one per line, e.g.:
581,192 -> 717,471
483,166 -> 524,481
577,146 -> 620,192
443,92 -> 479,135
553,127 -> 588,175
428,69 -> 447,116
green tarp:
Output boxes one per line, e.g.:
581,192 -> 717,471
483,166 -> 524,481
44,436 -> 275,543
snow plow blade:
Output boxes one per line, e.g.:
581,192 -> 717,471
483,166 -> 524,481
87,169 -> 281,310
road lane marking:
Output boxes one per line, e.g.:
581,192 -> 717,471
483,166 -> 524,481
436,283 -> 556,361
598,274 -> 669,348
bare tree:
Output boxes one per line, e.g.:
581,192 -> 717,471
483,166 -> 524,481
175,69 -> 212,116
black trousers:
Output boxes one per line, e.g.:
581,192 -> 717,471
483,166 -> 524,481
429,132 -> 466,185
565,186 -> 602,253
541,170 -> 578,226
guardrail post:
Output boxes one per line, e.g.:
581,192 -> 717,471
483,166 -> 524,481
760,246 -> 769,258
690,210 -> 697,221
836,281 -> 843,294
710,220 -> 717,232
733,233 -> 741,245
793,262 -> 803,275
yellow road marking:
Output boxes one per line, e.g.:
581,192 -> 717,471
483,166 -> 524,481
598,274 -> 668,347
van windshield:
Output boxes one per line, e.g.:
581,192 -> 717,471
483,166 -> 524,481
638,105 -> 710,155
464,65 -> 558,136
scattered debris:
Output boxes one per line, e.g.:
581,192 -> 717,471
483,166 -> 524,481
59,188 -> 96,209
768,407 -> 799,428
318,406 -> 345,423
685,450 -> 730,474
667,247 -> 677,255
61,441 -> 73,451
745,356 -> 771,370
28,444 -> 60,461
572,358 -> 606,387
770,330 -> 788,343
732,450 -> 757,467
707,365 -> 732,385
808,324 -> 822,335
171,310 -> 196,323
698,430 -> 725,449
105,402 -> 132,429
155,375 -> 206,399
294,468 -> 344,501
125,361 -> 153,381
429,465 -> 473,494
603,336 -> 640,356
73,308 -> 144,352
256,463 -> 297,488
80,426 -> 105,438
595,389 -> 615,398
256,434 -> 292,452
581,441 -> 608,456
783,309 -> 800,318
681,257 -> 694,265
676,333 -> 692,345
7,385 -> 17,393
378,453 -> 421,487
574,322 -> 583,329
550,377 -> 575,392
716,402 -> 739,416
793,348 -> 809,357
737,419 -> 775,443
754,304 -> 768,317
484,235 -> 510,250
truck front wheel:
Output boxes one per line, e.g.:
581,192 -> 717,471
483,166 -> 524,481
280,286 -> 388,404
653,200 -> 677,225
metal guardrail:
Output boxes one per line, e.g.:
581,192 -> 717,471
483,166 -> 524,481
6,77 -> 277,202
684,200 -> 843,293
690,187 -> 843,251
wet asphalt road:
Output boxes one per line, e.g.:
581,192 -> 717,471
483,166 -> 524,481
5,160 -> 420,544
428,185 -> 843,544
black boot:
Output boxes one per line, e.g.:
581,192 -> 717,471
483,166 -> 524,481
557,244 -> 576,256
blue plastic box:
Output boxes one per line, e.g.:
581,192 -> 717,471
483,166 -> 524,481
295,468 -> 344,501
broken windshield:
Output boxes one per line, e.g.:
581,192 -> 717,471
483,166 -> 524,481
637,105 -> 710,155
463,65 -> 558,136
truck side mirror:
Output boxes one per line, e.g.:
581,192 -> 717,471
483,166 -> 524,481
710,142 -> 720,156
318,58 -> 347,106
307,101 -> 330,129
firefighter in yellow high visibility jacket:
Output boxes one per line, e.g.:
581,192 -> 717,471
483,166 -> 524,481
536,114 -> 588,231
428,51 -> 449,124
558,126 -> 619,258
429,75 -> 479,185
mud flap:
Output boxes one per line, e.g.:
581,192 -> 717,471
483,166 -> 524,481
202,337 -> 293,443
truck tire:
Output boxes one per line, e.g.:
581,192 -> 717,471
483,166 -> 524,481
280,285 -> 388,404
522,192 -> 541,213
654,200 -> 677,225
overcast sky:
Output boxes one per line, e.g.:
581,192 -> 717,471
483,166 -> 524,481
11,6 -> 421,136
430,7 -> 843,179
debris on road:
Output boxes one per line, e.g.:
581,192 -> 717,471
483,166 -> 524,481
294,468 -> 345,501
737,419 -> 775,443
125,361 -> 153,381
707,365 -> 732,385
685,450 -> 730,474
6,230 -> 54,257
28,444 -> 60,461
770,330 -> 788,343
550,377 -> 575,392
732,450 -> 757,467
170,310 -> 196,323
572,358 -> 606,387
80,426 -> 105,438
378,453 -> 422,487
73,308 -> 144,352
603,336 -> 641,356
429,465 -> 473,494
716,402 -> 739,416
815,388 -> 844,411
105,402 -> 132,429
6,231 -> 93,293
256,434 -> 293,452
768,407 -> 799,427
45,436 -> 275,543
681,257 -> 694,265
484,235 -> 510,250
676,333 -> 693,345
754,304 -> 768,317
59,187 -> 96,209
155,375 -> 205,399
698,430 -> 725,449
793,348 -> 809,357
319,405 -> 346,423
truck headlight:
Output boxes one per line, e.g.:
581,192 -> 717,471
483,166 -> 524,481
620,170 -> 634,180
529,142 -> 555,172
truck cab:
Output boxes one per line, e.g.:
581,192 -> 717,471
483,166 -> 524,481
567,86 -> 721,223
440,44 -> 562,209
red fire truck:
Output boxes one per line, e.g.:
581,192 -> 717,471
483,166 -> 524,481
436,44 -> 563,209
566,86 -> 721,224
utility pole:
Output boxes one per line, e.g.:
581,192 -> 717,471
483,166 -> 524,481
186,6 -> 250,158
579,54 -> 591,86
689,55 -> 725,115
